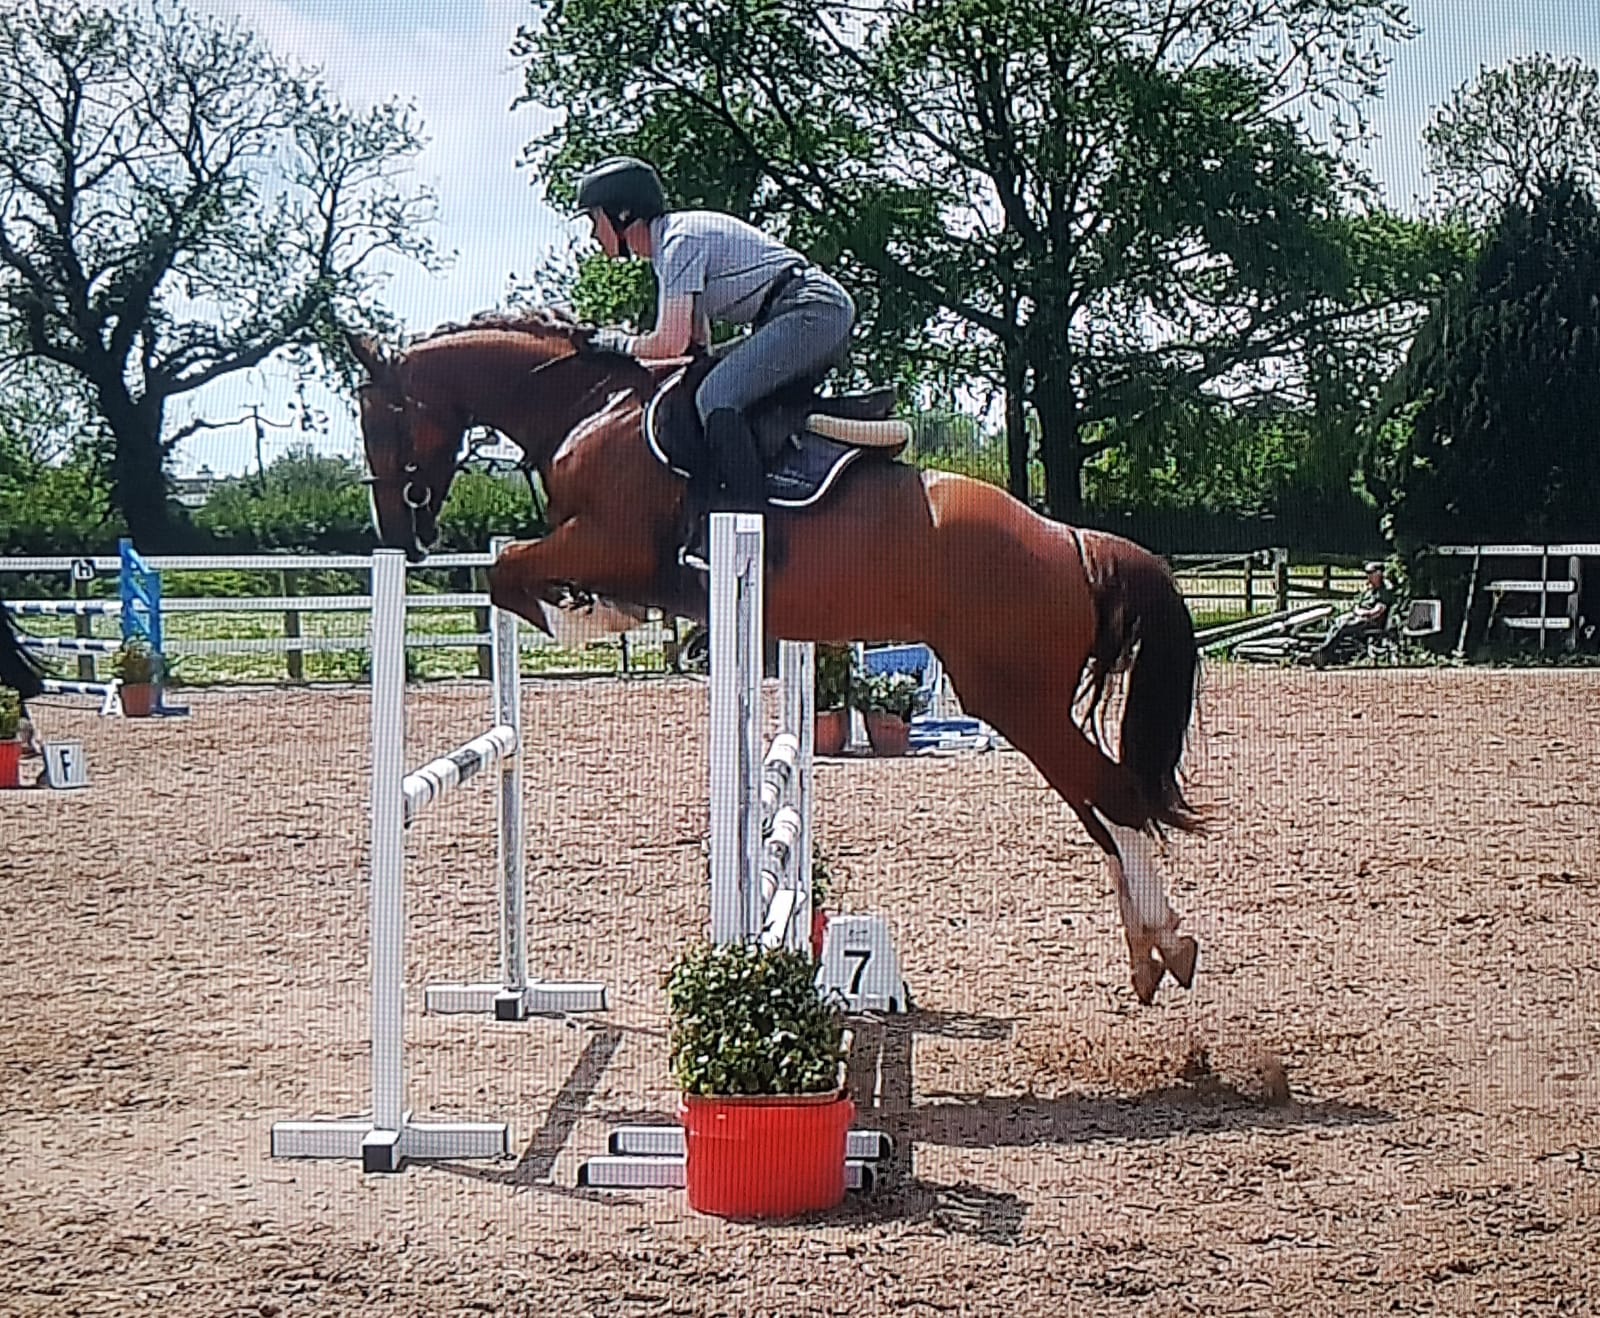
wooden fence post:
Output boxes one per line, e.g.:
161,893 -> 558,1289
474,563 -> 493,679
72,575 -> 95,681
282,569 -> 304,682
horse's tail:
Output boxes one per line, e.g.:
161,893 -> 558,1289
1080,533 -> 1202,834
0,591 -> 47,701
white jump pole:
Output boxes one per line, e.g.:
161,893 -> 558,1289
708,512 -> 766,944
271,549 -> 509,1172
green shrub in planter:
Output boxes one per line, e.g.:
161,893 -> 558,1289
667,941 -> 846,1097
814,643 -> 853,712
850,669 -> 928,723
0,687 -> 21,740
108,638 -> 164,685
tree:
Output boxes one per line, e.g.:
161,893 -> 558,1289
1424,55 -> 1600,225
0,0 -> 442,550
1361,176 -> 1600,551
515,0 -> 1448,519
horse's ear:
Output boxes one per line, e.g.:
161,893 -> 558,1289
346,332 -> 391,383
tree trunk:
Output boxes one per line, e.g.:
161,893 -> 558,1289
1032,360 -> 1084,522
99,386 -> 177,551
1002,343 -> 1030,504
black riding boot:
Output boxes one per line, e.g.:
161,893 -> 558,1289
704,407 -> 767,511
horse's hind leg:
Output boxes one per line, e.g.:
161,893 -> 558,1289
1025,721 -> 1198,1003
1078,808 -> 1199,1002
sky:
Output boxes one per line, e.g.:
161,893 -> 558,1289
166,0 -> 1600,478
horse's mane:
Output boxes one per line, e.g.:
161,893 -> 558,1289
412,306 -> 581,348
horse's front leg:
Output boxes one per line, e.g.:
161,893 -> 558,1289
487,519 -> 659,643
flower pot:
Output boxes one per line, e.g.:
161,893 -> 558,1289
121,683 -> 158,719
864,712 -> 911,757
813,708 -> 848,756
811,907 -> 829,962
0,739 -> 21,789
678,1091 -> 855,1218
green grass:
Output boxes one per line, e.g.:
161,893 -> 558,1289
17,603 -> 673,688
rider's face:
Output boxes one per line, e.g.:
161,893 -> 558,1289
589,209 -> 622,258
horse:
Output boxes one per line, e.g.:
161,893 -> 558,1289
348,312 -> 1205,1003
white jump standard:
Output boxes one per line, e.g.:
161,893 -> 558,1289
422,562 -> 607,1022
578,513 -> 901,1193
271,547 -> 604,1174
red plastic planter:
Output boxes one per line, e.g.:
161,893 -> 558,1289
811,908 -> 830,962
0,739 -> 20,789
678,1091 -> 855,1218
864,713 -> 910,756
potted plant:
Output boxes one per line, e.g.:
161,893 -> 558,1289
850,668 -> 928,756
668,940 -> 853,1218
108,638 -> 164,718
0,687 -> 24,789
813,643 -> 853,755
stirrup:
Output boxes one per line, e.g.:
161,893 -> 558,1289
679,515 -> 712,572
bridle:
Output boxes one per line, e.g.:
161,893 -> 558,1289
357,345 -> 624,531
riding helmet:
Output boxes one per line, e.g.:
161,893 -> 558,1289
574,157 -> 668,229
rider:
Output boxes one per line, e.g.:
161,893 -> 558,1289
575,156 -> 856,514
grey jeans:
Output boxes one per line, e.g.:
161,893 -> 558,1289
695,269 -> 855,423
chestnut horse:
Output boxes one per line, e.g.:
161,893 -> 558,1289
349,314 -> 1204,1002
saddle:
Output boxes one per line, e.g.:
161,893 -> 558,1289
642,355 -> 911,510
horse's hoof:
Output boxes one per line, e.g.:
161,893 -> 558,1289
1158,936 -> 1199,989
1131,958 -> 1165,1004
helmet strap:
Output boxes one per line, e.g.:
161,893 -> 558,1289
608,209 -> 634,258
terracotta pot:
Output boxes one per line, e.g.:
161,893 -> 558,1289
0,738 -> 21,789
678,1090 -> 855,1218
864,712 -> 911,757
813,708 -> 849,756
121,683 -> 158,718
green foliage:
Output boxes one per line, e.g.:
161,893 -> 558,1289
909,410 -> 983,460
194,449 -> 371,552
108,638 -> 163,685
516,0 -> 1437,515
435,469 -> 544,549
0,686 -> 21,739
666,941 -> 846,1097
1084,403 -> 1298,514
850,669 -> 927,722
1424,55 -> 1600,224
0,351 -> 122,553
814,643 -> 852,712
1362,176 -> 1600,552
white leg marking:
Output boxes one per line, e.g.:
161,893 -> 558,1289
1104,820 -> 1178,935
